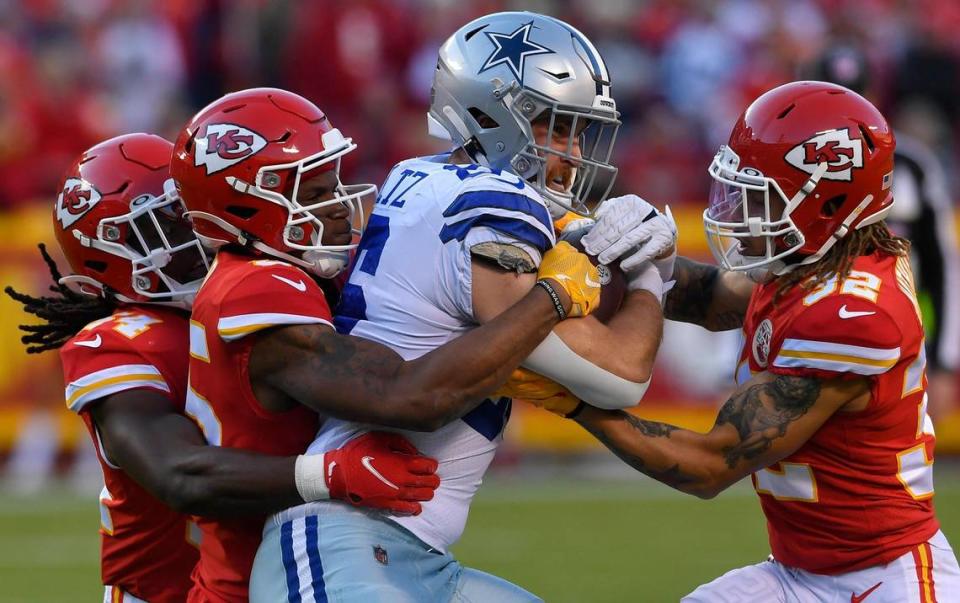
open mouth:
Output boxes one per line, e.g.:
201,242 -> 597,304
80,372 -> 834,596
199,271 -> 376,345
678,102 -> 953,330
548,174 -> 571,193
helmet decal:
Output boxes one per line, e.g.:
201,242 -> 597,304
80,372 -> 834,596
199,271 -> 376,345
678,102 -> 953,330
193,123 -> 267,175
703,81 -> 894,277
53,133 -> 209,308
785,128 -> 864,182
479,22 -> 554,84
56,178 -> 102,229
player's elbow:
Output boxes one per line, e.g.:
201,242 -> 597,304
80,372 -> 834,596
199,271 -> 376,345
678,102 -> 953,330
669,475 -> 723,500
688,468 -> 739,500
687,483 -> 723,500
161,483 -> 208,515
603,347 -> 655,384
155,457 -> 219,515
620,362 -> 653,385
154,474 -> 200,514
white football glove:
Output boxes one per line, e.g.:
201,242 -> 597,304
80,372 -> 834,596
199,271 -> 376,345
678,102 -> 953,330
582,195 -> 678,279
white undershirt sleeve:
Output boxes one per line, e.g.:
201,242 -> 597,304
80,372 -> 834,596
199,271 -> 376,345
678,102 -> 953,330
522,332 -> 650,409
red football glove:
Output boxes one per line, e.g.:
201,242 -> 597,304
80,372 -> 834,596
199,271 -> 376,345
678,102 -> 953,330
325,431 -> 440,516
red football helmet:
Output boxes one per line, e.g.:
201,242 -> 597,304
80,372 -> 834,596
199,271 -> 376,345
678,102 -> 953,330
53,133 -> 210,307
704,81 -> 895,277
170,88 -> 374,278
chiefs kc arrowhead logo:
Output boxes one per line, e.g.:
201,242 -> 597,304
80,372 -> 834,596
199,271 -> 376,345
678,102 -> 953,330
193,123 -> 267,175
784,128 -> 863,182
56,178 -> 102,230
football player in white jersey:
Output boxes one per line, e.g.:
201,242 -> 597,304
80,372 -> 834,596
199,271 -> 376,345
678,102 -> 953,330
249,11 -> 676,603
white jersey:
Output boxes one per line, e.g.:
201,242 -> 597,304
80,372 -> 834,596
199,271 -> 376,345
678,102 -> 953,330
305,154 -> 555,551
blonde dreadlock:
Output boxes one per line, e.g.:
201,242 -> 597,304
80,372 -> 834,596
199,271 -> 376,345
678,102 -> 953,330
775,222 -> 910,300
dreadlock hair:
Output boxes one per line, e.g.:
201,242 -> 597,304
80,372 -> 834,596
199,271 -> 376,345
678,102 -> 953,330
775,222 -> 911,301
4,244 -> 117,354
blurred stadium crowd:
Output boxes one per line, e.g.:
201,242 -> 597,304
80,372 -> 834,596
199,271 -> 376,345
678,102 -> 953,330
3,0 -> 960,207
2,0 -> 960,488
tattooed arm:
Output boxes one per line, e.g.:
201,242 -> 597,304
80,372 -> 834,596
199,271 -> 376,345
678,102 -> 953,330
575,371 -> 870,498
663,257 -> 754,331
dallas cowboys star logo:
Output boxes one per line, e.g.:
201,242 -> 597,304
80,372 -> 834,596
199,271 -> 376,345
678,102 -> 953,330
479,22 -> 554,84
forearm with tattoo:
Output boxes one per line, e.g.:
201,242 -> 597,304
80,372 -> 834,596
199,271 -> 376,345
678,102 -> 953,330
576,374 -> 825,498
663,257 -> 752,331
578,412 -> 698,490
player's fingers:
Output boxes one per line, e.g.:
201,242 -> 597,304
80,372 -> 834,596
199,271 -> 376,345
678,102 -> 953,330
596,231 -> 651,265
621,251 -> 664,272
398,487 -> 437,502
591,200 -> 611,219
405,455 -> 440,475
582,222 -> 631,255
401,473 -> 441,490
386,500 -> 422,516
374,432 -> 420,455
619,235 -> 672,272
517,388 -> 566,401
603,219 -> 675,266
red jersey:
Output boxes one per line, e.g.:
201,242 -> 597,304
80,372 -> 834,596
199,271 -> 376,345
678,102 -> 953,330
186,250 -> 325,603
738,251 -> 939,574
60,306 -> 199,602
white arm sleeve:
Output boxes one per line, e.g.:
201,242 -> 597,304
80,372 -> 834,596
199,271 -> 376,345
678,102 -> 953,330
521,332 -> 650,409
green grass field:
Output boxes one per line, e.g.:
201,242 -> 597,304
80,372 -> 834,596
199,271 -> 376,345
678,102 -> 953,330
1,464 -> 958,603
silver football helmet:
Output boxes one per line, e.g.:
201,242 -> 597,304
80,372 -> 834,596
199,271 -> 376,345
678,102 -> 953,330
429,12 -> 620,218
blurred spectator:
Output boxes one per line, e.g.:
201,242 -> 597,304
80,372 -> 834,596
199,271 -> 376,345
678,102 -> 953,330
93,0 -> 186,134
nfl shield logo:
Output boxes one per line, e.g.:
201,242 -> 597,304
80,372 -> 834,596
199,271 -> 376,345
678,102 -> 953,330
373,545 -> 388,565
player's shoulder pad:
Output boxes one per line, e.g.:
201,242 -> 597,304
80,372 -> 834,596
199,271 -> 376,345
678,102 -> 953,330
439,167 -> 555,254
770,295 -> 902,378
63,308 -> 183,361
60,310 -> 178,413
233,259 -> 323,293
214,259 -> 333,342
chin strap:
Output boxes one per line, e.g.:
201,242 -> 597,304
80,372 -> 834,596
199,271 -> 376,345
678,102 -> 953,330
184,210 -> 347,278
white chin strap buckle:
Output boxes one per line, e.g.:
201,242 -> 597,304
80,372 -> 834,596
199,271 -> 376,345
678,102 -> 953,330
150,250 -> 173,268
303,250 -> 349,279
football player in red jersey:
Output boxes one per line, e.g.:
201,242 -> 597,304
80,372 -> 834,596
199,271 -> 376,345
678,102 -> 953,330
5,134 -> 453,603
168,87 -> 604,603
561,82 -> 960,601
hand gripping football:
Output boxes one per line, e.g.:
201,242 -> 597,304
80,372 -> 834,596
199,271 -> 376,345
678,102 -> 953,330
559,222 -> 627,323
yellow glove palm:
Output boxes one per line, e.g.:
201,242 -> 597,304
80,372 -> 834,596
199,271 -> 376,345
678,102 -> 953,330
494,368 -> 581,417
537,241 -> 601,318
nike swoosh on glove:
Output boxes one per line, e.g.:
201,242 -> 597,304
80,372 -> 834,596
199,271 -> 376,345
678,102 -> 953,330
326,432 -> 440,516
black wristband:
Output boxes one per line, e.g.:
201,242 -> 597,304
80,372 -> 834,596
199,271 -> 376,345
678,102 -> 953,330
535,279 -> 566,320
565,401 -> 587,419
